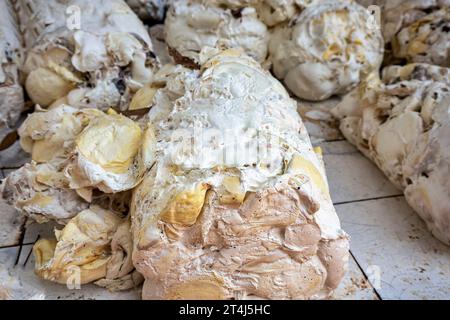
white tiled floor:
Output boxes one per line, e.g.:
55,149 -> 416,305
320,140 -> 402,204
336,197 -> 450,300
0,133 -> 449,300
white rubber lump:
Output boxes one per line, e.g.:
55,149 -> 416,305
164,0 -> 330,68
209,0 -> 323,27
1,106 -> 155,223
164,0 -> 270,67
391,7 -> 450,67
165,1 -> 384,101
332,63 -> 450,245
358,0 -> 450,66
269,0 -> 384,101
377,0 -> 450,45
33,206 -> 143,291
14,0 -> 159,110
130,49 -> 350,300
0,105 -> 153,290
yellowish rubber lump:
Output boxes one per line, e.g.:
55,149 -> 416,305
76,114 -> 143,174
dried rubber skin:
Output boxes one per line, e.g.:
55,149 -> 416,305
379,0 -> 450,43
1,162 -> 89,223
210,0 -> 327,27
164,0 -> 326,66
164,0 -> 269,65
15,109 -> 149,288
125,0 -> 167,21
14,0 -> 158,109
131,49 -> 349,300
32,206 -> 141,290
332,63 -> 450,245
392,8 -> 450,67
1,106 -> 153,222
268,0 -> 384,101
0,0 -> 24,137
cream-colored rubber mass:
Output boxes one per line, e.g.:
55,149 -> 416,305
164,0 -> 269,66
269,0 -> 384,101
1,106 -> 154,222
332,63 -> 450,245
131,49 -> 349,300
15,0 -> 158,110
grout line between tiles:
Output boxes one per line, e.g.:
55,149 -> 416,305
23,235 -> 39,267
13,217 -> 28,266
334,194 -> 404,206
349,250 -> 382,300
322,138 -> 346,143
0,242 -> 35,250
0,166 -> 22,170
